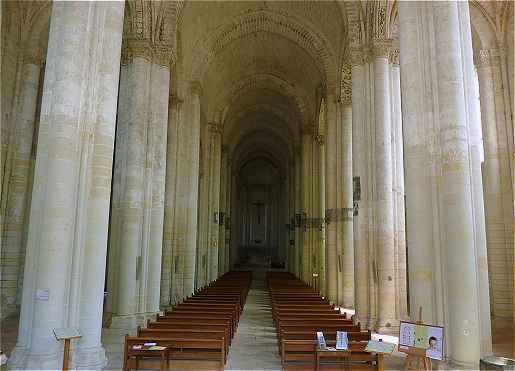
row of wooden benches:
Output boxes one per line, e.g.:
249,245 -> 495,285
123,271 -> 252,370
267,272 -> 384,370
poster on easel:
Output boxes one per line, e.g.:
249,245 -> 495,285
399,320 -> 444,360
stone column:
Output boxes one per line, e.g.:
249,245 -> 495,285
477,49 -> 514,321
218,148 -> 228,276
316,134 -> 326,296
175,83 -> 201,296
197,126 -> 210,287
399,1 -> 492,365
161,97 -> 181,307
294,151 -> 302,278
207,123 -> 222,282
351,50 -> 375,329
340,101 -> 354,308
390,56 -> 408,320
108,40 -> 171,328
9,3 -> 124,369
230,173 -> 239,268
224,156 -> 232,273
1,50 -> 42,317
460,5 -> 492,356
325,98 -> 338,303
301,132 -> 313,283
371,42 -> 397,333
145,54 -> 170,315
311,135 -> 320,289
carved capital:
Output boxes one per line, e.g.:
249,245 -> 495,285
477,49 -> 501,67
121,39 -> 153,65
349,47 -> 367,66
153,44 -> 175,67
170,95 -> 183,108
370,38 -> 393,59
208,122 -> 223,134
340,63 -> 352,105
190,81 -> 202,96
314,134 -> 325,145
21,48 -> 45,66
389,48 -> 400,65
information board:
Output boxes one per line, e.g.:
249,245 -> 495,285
365,340 -> 396,354
398,321 -> 444,360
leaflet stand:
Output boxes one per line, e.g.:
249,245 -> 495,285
53,328 -> 82,371
404,307 -> 432,371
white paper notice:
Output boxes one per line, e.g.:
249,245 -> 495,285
336,331 -> 348,350
316,331 -> 327,349
35,289 -> 49,301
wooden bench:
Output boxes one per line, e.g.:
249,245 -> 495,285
146,320 -> 231,345
123,270 -> 252,370
267,272 -> 385,371
137,327 -> 228,361
157,313 -> 235,338
161,310 -> 237,334
124,335 -> 225,371
283,341 -> 382,370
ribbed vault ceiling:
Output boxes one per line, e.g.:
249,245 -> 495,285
178,1 -> 346,174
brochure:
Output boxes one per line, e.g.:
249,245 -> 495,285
336,331 -> 348,350
316,331 -> 327,349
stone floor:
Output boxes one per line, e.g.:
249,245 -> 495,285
225,273 -> 282,370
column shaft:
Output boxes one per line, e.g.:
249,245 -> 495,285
301,134 -> 312,283
317,136 -> 326,296
218,150 -> 228,276
352,62 -> 372,327
1,59 -> 41,317
477,52 -> 514,320
340,103 -> 354,308
373,53 -> 396,331
399,1 -> 491,365
108,53 -> 170,325
294,153 -> 302,277
10,3 -> 124,368
176,87 -> 201,295
390,63 -> 408,320
161,98 -> 181,306
207,124 -> 222,281
325,102 -> 338,303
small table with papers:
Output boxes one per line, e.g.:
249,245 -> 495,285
315,347 -> 351,371
128,343 -> 169,371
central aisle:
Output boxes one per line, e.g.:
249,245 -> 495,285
225,272 -> 282,370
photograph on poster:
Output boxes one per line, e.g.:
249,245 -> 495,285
399,321 -> 444,360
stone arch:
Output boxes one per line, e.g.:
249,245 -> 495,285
469,2 -> 498,57
214,73 -> 308,128
182,9 -> 339,91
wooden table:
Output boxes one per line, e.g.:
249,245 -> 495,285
128,344 -> 169,371
315,347 -> 350,371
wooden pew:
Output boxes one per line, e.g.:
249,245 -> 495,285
267,272 -> 384,371
137,327 -> 228,361
124,335 -> 225,371
281,340 -> 382,370
146,320 -> 232,346
123,270 -> 252,370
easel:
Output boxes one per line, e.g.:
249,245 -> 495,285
404,307 -> 432,371
53,328 -> 82,371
